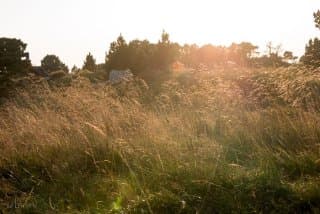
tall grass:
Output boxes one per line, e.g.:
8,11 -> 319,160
0,67 -> 320,213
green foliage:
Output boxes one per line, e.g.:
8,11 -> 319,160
283,51 -> 298,64
77,69 -> 108,83
71,65 -> 79,73
179,44 -> 199,67
104,33 -> 294,77
49,70 -> 67,79
180,44 -> 228,67
41,54 -> 68,73
179,41 -> 292,69
126,39 -> 154,73
251,42 -> 289,68
0,38 -> 31,93
106,34 -> 129,71
82,52 -> 96,71
229,42 -> 258,66
154,30 -> 180,70
300,11 -> 320,67
300,38 -> 320,67
47,70 -> 72,87
197,45 -> 227,66
252,54 -> 285,68
105,32 -> 179,83
283,51 -> 293,60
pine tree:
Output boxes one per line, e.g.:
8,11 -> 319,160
300,11 -> 320,67
105,34 -> 130,70
300,38 -> 320,67
83,52 -> 96,71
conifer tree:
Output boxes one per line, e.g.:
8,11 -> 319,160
83,52 -> 96,71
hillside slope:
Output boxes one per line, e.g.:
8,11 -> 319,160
1,66 -> 320,213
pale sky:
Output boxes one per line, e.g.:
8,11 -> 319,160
1,0 -> 320,67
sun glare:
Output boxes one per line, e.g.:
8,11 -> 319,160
1,0 -> 320,66
2,1 -> 320,213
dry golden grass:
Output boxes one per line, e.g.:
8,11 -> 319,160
0,66 -> 320,213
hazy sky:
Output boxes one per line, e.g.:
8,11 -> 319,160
1,0 -> 320,67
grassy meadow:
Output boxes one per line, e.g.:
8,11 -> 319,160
1,66 -> 320,213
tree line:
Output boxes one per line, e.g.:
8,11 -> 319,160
1,11 -> 320,90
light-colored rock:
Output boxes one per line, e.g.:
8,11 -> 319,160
109,69 -> 133,84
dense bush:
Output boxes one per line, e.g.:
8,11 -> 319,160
0,38 -> 31,96
41,54 -> 68,73
105,32 -> 180,83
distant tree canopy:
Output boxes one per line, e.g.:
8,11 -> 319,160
126,39 -> 153,72
0,38 -> 31,82
105,31 -> 296,81
71,65 -> 79,73
154,31 -> 180,70
83,52 -> 96,71
300,11 -> 320,67
282,51 -> 297,64
180,42 -> 260,67
283,51 -> 294,60
41,55 -> 68,73
105,31 -> 179,82
300,38 -> 320,67
229,42 -> 258,66
106,34 -> 129,71
251,42 -> 291,67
